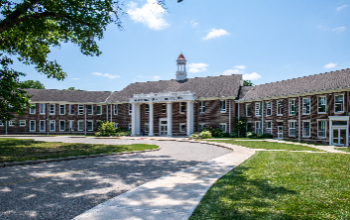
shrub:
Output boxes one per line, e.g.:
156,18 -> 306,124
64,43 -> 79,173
200,131 -> 212,139
230,131 -> 238,138
246,132 -> 253,138
261,133 -> 273,139
95,121 -> 117,136
190,132 -> 200,139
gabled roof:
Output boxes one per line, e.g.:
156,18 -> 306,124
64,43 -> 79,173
25,89 -> 113,103
107,74 -> 243,102
241,68 -> 350,100
239,86 -> 252,99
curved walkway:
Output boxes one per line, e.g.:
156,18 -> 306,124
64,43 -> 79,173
0,137 -> 231,220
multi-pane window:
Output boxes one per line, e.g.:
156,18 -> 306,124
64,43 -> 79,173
9,121 -> 15,126
277,101 -> 283,115
246,103 -> 252,117
128,123 -> 132,131
50,104 -> 55,115
0,122 -> 3,126
199,124 -> 205,131
180,102 -> 186,113
30,121 -> 36,131
266,122 -> 272,134
113,123 -> 118,128
59,121 -> 65,131
78,121 -> 84,131
180,123 -> 186,132
199,101 -> 205,113
87,121 -> 93,131
97,106 -> 102,115
220,123 -> 227,132
112,105 -> 118,115
144,123 -> 149,132
289,99 -> 296,115
78,105 -> 84,115
129,104 -> 132,114
69,121 -> 74,131
318,96 -> 327,113
19,121 -> 26,126
162,104 -> 167,114
255,121 -> 262,134
302,121 -> 310,137
145,104 -> 149,114
59,105 -> 65,115
50,120 -> 55,131
335,94 -> 344,112
220,100 -> 226,113
266,102 -> 271,116
87,105 -> 93,115
40,104 -> 46,114
40,120 -> 45,131
255,103 -> 262,116
303,98 -> 311,114
70,105 -> 75,115
30,104 -> 36,114
318,121 -> 326,138
289,121 -> 296,137
247,122 -> 252,132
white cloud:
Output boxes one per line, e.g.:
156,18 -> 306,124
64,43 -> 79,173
153,75 -> 161,80
92,72 -> 102,76
223,69 -> 243,75
92,72 -> 120,79
337,5 -> 348,11
243,72 -> 262,80
202,28 -> 230,40
190,20 -> 198,27
234,65 -> 246,70
127,0 -> 169,30
324,63 -> 337,69
71,78 -> 80,80
188,63 -> 209,73
332,26 -> 346,34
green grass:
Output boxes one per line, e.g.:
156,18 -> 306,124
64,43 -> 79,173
335,147 -> 350,153
190,152 -> 350,220
208,140 -> 323,151
0,138 -> 158,163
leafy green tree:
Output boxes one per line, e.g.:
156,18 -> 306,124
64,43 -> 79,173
243,80 -> 254,86
19,80 -> 45,89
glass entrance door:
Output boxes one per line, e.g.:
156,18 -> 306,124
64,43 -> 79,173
332,128 -> 347,146
160,120 -> 167,136
278,126 -> 283,139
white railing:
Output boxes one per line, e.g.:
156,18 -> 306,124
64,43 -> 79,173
133,91 -> 192,98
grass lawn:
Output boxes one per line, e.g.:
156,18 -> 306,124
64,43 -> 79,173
335,147 -> 350,153
208,140 -> 323,151
190,152 -> 350,220
0,138 -> 158,163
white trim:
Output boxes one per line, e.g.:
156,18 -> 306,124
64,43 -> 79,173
317,96 -> 327,114
9,120 -> 15,126
69,104 -> 75,115
59,120 -> 66,131
87,120 -> 93,131
78,120 -> 84,131
302,97 -> 311,115
288,121 -> 296,137
334,94 -> 345,113
39,120 -> 45,132
302,121 -> 311,138
277,100 -> 283,116
179,102 -> 186,114
49,120 -> 55,131
317,120 -> 327,138
199,101 -> 205,114
87,104 -> 93,115
30,104 -> 36,114
289,99 -> 296,115
78,105 -> 84,115
220,100 -> 226,113
97,105 -> 102,115
265,101 -> 272,116
40,104 -> 46,114
19,120 -> 26,127
246,103 -> 252,117
144,123 -> 149,132
49,104 -> 55,115
30,120 -> 36,132
113,104 -> 118,115
255,102 -> 261,117
255,121 -> 262,134
69,120 -> 75,131
220,123 -> 227,132
288,120 -> 297,122
179,123 -> 186,132
59,104 -> 66,115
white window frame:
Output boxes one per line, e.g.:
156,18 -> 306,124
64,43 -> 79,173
255,121 -> 262,134
50,104 -> 55,115
40,120 -> 45,132
87,121 -> 93,131
255,102 -> 261,117
49,120 -> 55,131
59,120 -> 66,131
97,105 -> 102,115
69,105 -> 75,115
87,105 -> 93,115
180,102 -> 186,114
220,100 -> 226,113
220,123 -> 227,132
30,120 -> 36,132
334,94 -> 344,113
113,123 -> 119,128
317,120 -> 327,138
128,123 -> 132,131
162,103 -> 167,114
9,120 -> 15,126
0,122 -> 4,126
30,104 -> 36,114
78,120 -> 84,131
69,121 -> 74,131
199,123 -> 205,131
247,121 -> 252,132
129,104 -> 132,115
40,104 -> 46,114
277,100 -> 283,116
179,123 -> 186,132
59,104 -> 65,115
19,120 -> 26,127
266,121 -> 272,134
289,99 -> 296,115
246,103 -> 252,117
318,96 -> 327,114
288,121 -> 296,137
302,97 -> 311,115
78,105 -> 84,115
266,101 -> 271,116
302,121 -> 311,138
145,104 -> 149,114
144,123 -> 149,132
199,101 -> 205,114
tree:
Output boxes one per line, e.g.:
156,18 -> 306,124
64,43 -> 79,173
20,80 -> 45,89
0,0 -> 182,122
243,80 -> 254,86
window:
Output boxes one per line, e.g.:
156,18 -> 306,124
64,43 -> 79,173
30,104 -> 36,114
9,121 -> 15,126
266,122 -> 272,134
199,123 -> 205,131
318,121 -> 326,138
69,121 -> 74,131
145,104 -> 149,114
302,121 -> 310,137
220,100 -> 226,113
78,105 -> 84,115
199,101 -> 205,113
87,105 -> 93,115
78,121 -> 84,131
332,121 -> 347,126
128,123 -> 132,131
30,121 -> 36,132
113,123 -> 118,128
180,123 -> 186,132
180,102 -> 186,113
50,104 -> 55,115
277,101 -> 283,115
289,99 -> 296,115
335,94 -> 344,112
0,122 -> 3,126
255,121 -> 262,134
60,121 -> 65,131
303,98 -> 311,114
129,104 -> 132,114
97,105 -> 102,115
40,104 -> 46,114
266,102 -> 271,116
220,123 -> 227,132
162,104 -> 167,114
59,105 -> 65,115
50,120 -> 55,131
144,123 -> 149,132
246,103 -> 252,117
40,120 -> 45,132
318,96 -> 327,113
70,105 -> 75,115
247,122 -> 252,132
19,120 -> 26,127
255,102 -> 262,116
289,121 -> 296,137
112,105 -> 118,115
87,121 -> 93,131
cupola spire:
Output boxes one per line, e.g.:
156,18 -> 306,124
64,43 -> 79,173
176,53 -> 187,82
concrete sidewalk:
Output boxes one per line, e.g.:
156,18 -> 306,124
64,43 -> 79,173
73,144 -> 255,220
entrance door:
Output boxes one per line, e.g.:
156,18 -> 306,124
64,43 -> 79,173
159,119 -> 167,136
277,126 -> 283,139
332,128 -> 347,146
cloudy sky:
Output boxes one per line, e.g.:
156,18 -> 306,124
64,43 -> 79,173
13,0 -> 350,91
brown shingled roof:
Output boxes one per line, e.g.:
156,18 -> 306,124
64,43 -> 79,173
25,89 -> 113,103
241,68 -> 350,100
239,86 -> 252,99
107,74 -> 242,102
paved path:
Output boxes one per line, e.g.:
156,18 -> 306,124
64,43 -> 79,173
73,143 -> 255,220
0,137 -> 231,220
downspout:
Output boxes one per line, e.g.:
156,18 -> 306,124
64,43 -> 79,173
298,94 -> 301,142
106,105 -> 108,122
237,103 -> 240,137
229,100 -> 231,133
85,103 -> 87,136
110,104 -> 112,122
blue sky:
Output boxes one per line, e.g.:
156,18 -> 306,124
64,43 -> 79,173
13,0 -> 350,91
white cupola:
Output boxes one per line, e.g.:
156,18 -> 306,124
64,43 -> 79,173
176,54 -> 187,82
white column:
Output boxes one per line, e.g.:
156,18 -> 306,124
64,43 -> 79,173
167,102 -> 172,136
187,101 -> 194,136
136,104 -> 141,135
148,103 -> 154,136
131,103 -> 137,136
